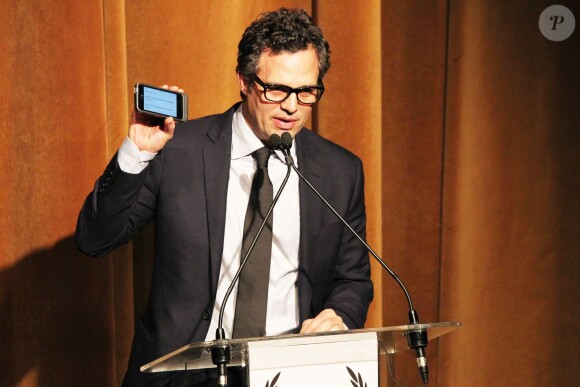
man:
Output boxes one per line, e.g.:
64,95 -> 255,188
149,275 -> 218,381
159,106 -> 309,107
76,8 -> 373,386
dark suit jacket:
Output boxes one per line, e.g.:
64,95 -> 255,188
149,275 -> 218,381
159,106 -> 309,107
75,103 -> 373,386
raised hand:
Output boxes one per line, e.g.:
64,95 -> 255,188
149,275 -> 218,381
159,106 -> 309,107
128,85 -> 183,153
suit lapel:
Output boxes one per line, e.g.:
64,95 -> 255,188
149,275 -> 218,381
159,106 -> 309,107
203,108 -> 235,295
296,130 -> 324,321
201,116 -> 326,321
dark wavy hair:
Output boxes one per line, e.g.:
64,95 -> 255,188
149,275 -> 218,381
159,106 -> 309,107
236,8 -> 331,87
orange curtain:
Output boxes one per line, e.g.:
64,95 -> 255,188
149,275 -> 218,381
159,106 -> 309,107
1,1 -> 578,386
439,2 -> 580,385
0,1 -> 133,386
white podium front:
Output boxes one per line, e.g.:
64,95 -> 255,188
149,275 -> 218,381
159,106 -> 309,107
141,322 -> 461,386
247,331 -> 378,386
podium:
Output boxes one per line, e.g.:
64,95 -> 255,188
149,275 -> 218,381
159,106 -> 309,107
141,321 -> 461,386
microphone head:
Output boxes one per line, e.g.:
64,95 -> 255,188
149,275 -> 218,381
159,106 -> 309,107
269,133 -> 282,148
281,132 -> 293,150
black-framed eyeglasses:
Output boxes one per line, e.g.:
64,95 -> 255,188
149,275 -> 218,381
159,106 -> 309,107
250,74 -> 325,105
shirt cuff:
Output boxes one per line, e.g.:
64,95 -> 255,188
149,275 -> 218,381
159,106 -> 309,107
117,137 -> 157,174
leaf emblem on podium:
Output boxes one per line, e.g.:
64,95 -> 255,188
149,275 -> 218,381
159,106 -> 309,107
264,371 -> 281,387
346,366 -> 368,387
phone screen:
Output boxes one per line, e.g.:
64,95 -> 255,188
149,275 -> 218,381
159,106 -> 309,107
143,86 -> 178,117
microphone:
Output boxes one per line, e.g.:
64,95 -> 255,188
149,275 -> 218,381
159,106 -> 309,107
210,136 -> 293,386
273,132 -> 429,384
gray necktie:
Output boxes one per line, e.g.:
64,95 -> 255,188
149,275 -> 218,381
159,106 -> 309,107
233,147 -> 273,338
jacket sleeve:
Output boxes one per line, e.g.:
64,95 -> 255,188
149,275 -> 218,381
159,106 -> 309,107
320,156 -> 374,329
74,151 -> 161,257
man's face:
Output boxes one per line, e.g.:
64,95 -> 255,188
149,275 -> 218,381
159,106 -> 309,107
239,47 -> 320,142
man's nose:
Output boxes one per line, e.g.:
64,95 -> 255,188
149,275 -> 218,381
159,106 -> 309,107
280,92 -> 298,114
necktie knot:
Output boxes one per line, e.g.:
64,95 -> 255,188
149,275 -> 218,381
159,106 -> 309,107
254,147 -> 272,169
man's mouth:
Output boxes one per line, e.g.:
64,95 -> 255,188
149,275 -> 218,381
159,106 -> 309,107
273,117 -> 297,130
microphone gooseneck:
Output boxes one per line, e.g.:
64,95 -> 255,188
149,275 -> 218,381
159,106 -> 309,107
210,136 -> 293,386
273,132 -> 429,384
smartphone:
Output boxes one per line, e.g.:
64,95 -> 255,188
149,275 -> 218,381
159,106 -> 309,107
134,83 -> 188,122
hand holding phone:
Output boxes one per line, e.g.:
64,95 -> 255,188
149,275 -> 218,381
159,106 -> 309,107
129,84 -> 185,153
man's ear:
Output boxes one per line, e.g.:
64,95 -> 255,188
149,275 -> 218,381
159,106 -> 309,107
237,73 -> 248,98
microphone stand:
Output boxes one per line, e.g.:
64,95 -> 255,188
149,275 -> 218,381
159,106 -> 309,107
210,142 -> 293,387
274,132 -> 429,384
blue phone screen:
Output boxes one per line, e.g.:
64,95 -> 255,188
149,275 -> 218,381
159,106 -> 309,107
143,86 -> 178,117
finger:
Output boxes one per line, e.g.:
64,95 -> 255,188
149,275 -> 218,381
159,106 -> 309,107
301,310 -> 333,333
300,318 -> 314,334
311,316 -> 341,332
300,309 -> 346,333
164,116 -> 175,129
160,84 -> 181,92
163,117 -> 176,136
316,316 -> 346,332
301,315 -> 331,333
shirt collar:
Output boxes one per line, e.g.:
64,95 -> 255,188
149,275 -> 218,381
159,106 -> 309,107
231,104 -> 298,164
232,105 -> 263,160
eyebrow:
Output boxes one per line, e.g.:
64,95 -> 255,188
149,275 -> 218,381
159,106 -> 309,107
254,75 -> 321,89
